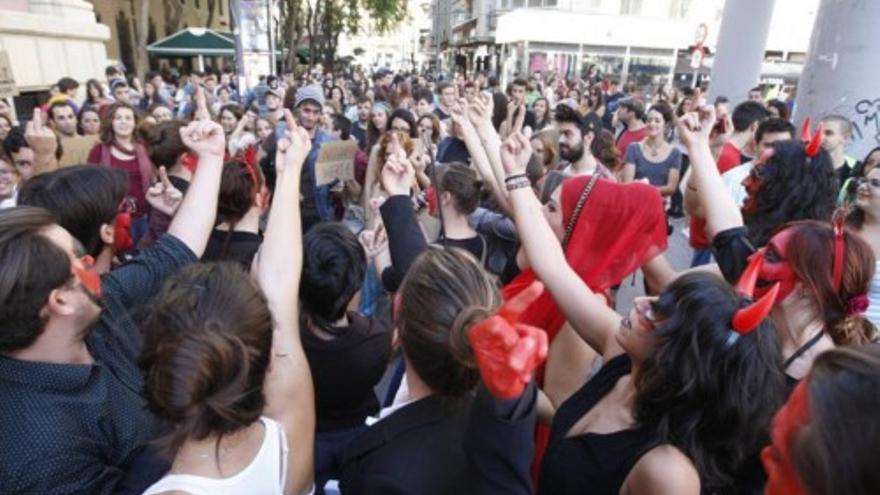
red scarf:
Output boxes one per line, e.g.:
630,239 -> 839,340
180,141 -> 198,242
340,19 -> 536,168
501,175 -> 668,484
99,139 -> 154,195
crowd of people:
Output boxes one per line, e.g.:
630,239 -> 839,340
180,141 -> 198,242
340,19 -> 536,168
0,60 -> 878,495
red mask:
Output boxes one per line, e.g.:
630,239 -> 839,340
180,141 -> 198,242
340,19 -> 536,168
73,266 -> 103,301
425,186 -> 438,217
468,281 -> 548,399
114,212 -> 134,253
761,379 -> 810,495
742,171 -> 762,214
754,229 -> 798,304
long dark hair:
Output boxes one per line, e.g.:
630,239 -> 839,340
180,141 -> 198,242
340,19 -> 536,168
635,272 -> 787,490
215,160 -> 264,258
744,141 -> 837,247
99,102 -> 140,145
845,145 -> 880,229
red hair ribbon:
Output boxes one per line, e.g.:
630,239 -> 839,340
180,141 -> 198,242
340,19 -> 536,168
732,252 -> 780,334
832,212 -> 846,291
468,281 -> 549,399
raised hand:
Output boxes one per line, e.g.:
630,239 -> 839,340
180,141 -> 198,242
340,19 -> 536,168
145,166 -> 184,216
468,281 -> 549,399
381,134 -> 415,197
180,119 -> 225,158
449,97 -> 471,127
500,130 -> 533,176
358,225 -> 388,260
469,92 -> 494,128
193,84 -> 210,121
25,108 -> 58,157
275,110 -> 311,175
677,104 -> 715,149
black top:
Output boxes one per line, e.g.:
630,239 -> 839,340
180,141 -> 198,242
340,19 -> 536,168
0,235 -> 197,495
351,122 -> 368,151
539,354 -> 659,495
434,107 -> 450,121
201,229 -> 263,270
301,312 -> 392,432
712,226 -> 757,284
443,235 -> 485,264
380,195 -> 429,292
340,394 -> 474,495
437,137 -> 471,164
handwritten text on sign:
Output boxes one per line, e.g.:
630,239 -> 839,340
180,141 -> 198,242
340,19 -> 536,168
315,140 -> 358,186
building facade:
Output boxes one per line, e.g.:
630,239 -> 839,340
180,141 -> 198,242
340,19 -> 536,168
88,0 -> 231,75
337,0 -> 432,73
431,0 -> 818,91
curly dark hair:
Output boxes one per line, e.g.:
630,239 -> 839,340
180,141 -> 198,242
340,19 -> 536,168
743,140 -> 837,247
635,272 -> 787,491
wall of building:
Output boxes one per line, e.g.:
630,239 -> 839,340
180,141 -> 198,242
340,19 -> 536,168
88,0 -> 231,69
0,0 -> 109,92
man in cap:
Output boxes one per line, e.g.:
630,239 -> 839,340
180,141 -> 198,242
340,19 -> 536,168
286,85 -> 337,231
615,98 -> 648,157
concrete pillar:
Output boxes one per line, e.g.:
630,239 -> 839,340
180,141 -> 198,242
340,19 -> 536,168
706,0 -> 776,103
793,0 -> 880,159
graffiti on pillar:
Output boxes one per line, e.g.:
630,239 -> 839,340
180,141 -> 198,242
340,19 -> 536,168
851,98 -> 880,146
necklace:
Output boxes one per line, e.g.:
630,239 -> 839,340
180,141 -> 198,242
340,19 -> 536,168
643,140 -> 663,158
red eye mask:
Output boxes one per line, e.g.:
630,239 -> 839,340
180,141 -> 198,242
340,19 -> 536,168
425,186 -> 438,217
468,281 -> 548,399
754,229 -> 798,304
73,266 -> 102,300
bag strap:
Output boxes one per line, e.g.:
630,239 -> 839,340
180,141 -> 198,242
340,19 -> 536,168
562,174 -> 600,248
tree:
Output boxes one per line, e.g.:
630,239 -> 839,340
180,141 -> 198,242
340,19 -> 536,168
163,0 -> 184,37
206,0 -> 219,28
282,0 -> 407,72
130,0 -> 151,79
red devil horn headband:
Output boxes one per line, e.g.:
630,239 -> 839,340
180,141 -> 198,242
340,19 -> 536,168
801,118 -> 824,158
732,252 -> 780,334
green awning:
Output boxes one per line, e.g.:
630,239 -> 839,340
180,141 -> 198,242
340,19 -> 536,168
147,28 -> 235,56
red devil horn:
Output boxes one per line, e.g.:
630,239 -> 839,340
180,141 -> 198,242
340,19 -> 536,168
732,282 -> 780,334
735,251 -> 765,296
800,117 -> 812,142
805,122 -> 824,158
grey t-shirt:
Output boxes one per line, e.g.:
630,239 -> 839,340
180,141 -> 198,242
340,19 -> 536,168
624,143 -> 682,187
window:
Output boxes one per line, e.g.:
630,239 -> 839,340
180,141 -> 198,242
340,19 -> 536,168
668,0 -> 692,19
620,0 -> 643,15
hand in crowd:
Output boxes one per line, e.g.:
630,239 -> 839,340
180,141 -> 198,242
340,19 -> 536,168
381,134 -> 415,197
145,166 -> 183,216
276,109 -> 311,174
193,83 -> 211,121
469,92 -> 494,128
358,225 -> 388,260
676,104 -> 715,149
179,119 -> 225,158
24,108 -> 58,157
500,129 -> 533,176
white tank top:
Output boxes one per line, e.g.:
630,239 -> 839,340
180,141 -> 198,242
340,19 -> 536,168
143,417 -> 289,495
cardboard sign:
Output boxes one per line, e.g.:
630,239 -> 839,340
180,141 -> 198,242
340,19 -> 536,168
315,140 -> 358,186
0,52 -> 18,99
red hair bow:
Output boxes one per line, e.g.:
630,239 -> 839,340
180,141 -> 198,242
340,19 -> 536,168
468,281 -> 549,399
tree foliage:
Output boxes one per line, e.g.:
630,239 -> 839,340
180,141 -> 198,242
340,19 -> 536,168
280,0 -> 408,71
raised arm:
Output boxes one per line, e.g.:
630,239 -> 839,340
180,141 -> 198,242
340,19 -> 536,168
678,107 -> 743,240
258,110 -> 315,495
470,93 -> 509,194
451,98 -> 512,215
657,167 -> 680,197
25,109 -> 60,176
171,119 -> 226,257
501,131 -> 623,359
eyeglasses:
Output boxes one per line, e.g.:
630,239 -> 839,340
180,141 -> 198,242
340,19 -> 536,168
857,177 -> 880,188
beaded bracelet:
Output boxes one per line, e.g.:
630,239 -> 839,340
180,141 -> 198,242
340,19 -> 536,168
505,176 -> 531,191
